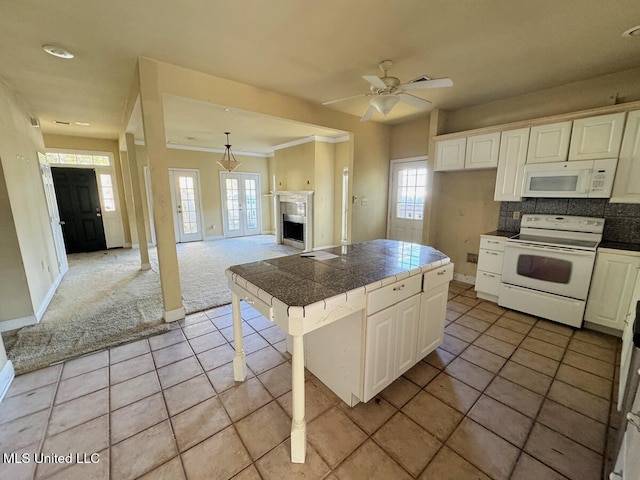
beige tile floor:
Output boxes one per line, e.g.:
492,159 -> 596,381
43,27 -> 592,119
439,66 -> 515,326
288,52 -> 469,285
0,281 -> 621,480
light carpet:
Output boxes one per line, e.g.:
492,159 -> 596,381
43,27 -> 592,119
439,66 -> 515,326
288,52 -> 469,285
3,236 -> 298,374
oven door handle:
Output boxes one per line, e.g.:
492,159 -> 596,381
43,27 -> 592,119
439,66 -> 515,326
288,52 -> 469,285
506,242 -> 595,257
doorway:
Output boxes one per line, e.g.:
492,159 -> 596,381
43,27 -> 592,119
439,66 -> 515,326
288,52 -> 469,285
51,167 -> 107,253
387,158 -> 428,244
220,172 -> 262,238
169,169 -> 204,243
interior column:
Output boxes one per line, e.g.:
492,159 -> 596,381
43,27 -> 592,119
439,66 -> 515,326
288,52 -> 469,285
125,133 -> 151,270
138,59 -> 184,322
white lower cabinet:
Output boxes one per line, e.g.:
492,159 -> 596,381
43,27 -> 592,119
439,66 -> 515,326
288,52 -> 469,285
585,249 -> 640,332
363,295 -> 419,402
475,235 -> 507,303
305,263 -> 453,406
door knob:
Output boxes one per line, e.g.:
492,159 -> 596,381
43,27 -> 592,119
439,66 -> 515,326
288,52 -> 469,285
96,213 -> 102,217
59,221 -> 65,225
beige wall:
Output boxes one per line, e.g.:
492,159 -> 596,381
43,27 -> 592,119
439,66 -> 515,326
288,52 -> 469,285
443,67 -> 640,134
134,146 -> 272,240
389,116 -> 430,159
0,79 -> 56,370
314,141 -> 335,248
272,142 -> 315,191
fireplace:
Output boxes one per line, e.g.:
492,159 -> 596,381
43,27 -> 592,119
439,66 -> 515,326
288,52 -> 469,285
274,191 -> 314,251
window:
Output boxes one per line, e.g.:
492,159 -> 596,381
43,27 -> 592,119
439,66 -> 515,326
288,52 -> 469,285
396,167 -> 427,220
46,152 -> 110,166
99,174 -> 116,212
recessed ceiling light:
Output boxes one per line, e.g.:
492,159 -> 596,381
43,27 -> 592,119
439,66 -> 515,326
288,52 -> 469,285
42,45 -> 75,59
74,121 -> 90,126
53,120 -> 70,125
622,25 -> 640,37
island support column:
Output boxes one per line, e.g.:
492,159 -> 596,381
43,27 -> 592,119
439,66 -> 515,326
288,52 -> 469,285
231,292 -> 246,381
290,333 -> 306,463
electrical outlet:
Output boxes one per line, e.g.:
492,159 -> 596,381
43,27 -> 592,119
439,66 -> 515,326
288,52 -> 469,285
467,253 -> 478,264
512,211 -> 520,220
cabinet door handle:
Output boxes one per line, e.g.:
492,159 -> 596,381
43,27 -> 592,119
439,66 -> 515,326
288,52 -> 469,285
393,284 -> 405,291
487,240 -> 500,244
437,271 -> 446,276
486,252 -> 499,256
627,411 -> 640,432
483,273 -> 496,278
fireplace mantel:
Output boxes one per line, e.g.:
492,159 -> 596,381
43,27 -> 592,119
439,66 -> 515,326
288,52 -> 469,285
274,191 -> 314,252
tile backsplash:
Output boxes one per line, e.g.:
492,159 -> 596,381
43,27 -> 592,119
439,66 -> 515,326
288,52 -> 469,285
498,199 -> 640,244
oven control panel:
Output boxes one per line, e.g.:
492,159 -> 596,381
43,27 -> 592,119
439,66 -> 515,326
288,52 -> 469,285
520,215 -> 604,233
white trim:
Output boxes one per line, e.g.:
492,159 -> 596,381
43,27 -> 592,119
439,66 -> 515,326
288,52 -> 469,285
0,361 -> 15,405
35,271 -> 65,321
0,315 -> 37,333
134,135 -> 350,157
453,272 -> 476,285
204,235 -> 225,241
164,307 -> 185,322
167,143 -> 270,158
390,155 -> 429,162
272,135 -> 349,152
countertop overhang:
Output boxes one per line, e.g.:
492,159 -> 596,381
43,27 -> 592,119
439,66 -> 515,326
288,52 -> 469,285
226,239 -> 450,312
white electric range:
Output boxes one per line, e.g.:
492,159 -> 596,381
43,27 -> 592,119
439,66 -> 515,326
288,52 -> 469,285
499,215 -> 604,328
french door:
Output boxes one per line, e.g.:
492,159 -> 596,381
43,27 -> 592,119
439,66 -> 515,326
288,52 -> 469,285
387,159 -> 427,243
169,169 -> 203,243
220,172 -> 261,238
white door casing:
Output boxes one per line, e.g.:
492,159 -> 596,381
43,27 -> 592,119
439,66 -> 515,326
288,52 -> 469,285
387,158 -> 427,243
220,172 -> 262,238
169,169 -> 203,243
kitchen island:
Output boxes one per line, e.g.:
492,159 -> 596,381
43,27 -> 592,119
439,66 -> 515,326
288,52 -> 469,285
225,239 -> 452,463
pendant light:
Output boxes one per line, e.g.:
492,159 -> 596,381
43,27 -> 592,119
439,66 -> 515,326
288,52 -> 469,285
217,132 -> 242,172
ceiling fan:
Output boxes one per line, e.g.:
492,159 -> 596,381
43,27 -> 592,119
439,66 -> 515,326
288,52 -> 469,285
323,60 -> 453,121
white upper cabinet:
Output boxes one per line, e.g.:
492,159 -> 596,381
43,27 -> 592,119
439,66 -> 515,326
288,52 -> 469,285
526,121 -> 573,163
494,128 -> 530,201
568,112 -> 626,161
465,132 -> 501,169
435,138 -> 466,171
611,110 -> 640,203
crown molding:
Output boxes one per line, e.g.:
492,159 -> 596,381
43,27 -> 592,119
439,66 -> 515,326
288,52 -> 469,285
271,134 -> 350,152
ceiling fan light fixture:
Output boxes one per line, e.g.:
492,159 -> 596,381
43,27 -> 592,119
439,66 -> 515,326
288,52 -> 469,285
370,95 -> 400,115
42,45 -> 74,59
217,132 -> 242,172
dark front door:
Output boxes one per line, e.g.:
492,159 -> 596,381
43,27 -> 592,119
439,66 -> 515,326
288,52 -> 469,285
52,167 -> 106,253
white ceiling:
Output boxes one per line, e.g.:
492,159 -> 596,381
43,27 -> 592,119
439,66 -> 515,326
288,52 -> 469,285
1,0 -> 639,153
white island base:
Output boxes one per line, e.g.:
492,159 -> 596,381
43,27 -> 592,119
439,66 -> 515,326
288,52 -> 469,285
226,241 -> 452,463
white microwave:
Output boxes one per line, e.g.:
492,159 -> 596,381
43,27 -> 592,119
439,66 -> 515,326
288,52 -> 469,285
522,158 -> 617,198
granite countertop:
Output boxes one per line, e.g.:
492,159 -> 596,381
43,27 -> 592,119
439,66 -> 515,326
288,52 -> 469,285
228,239 -> 449,307
483,230 -> 517,239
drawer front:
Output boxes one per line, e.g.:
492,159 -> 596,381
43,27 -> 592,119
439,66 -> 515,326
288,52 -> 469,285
367,274 -> 422,315
477,249 -> 504,273
480,236 -> 506,252
475,270 -> 501,297
423,263 -> 454,291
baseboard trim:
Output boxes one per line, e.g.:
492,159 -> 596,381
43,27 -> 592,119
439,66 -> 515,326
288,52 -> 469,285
0,360 -> 15,404
164,307 -> 185,322
35,271 -> 65,321
453,272 -> 476,285
204,235 -> 225,241
0,315 -> 38,333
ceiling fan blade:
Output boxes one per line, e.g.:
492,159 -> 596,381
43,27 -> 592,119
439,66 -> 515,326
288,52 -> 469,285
398,93 -> 431,109
401,77 -> 453,90
322,93 -> 367,105
360,104 -> 376,122
362,75 -> 387,89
